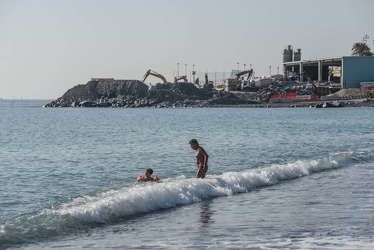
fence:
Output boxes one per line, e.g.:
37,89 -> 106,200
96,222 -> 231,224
191,70 -> 246,86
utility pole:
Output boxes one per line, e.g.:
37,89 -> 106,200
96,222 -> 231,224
192,65 -> 196,84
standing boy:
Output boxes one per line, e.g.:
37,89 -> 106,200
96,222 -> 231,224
189,139 -> 209,178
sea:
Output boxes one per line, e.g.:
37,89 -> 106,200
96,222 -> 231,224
0,99 -> 373,250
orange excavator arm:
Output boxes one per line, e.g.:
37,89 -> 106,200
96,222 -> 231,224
141,69 -> 168,83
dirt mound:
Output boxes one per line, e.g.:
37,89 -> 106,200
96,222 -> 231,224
327,88 -> 372,98
45,80 -> 248,108
62,80 -> 148,100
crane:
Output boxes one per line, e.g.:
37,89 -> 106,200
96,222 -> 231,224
141,69 -> 168,83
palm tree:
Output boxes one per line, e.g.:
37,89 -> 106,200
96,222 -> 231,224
351,42 -> 372,56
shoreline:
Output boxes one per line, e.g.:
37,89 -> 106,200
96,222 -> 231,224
157,98 -> 374,108
43,98 -> 374,108
208,99 -> 374,108
42,80 -> 374,109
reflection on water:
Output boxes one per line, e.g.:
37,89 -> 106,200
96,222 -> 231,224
199,200 -> 214,225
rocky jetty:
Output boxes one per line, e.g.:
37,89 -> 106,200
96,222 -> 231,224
44,80 -> 256,108
44,80 -> 374,108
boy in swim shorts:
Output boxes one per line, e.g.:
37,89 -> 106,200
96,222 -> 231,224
189,139 -> 209,178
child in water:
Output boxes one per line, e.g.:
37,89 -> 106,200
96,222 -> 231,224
137,168 -> 160,182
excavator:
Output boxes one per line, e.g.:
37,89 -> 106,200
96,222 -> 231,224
235,69 -> 253,82
141,69 -> 168,83
204,73 -> 214,88
236,69 -> 253,91
174,75 -> 188,83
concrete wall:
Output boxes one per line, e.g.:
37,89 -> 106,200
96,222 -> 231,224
342,56 -> 374,88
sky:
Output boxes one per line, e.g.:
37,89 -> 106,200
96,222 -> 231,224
0,0 -> 373,99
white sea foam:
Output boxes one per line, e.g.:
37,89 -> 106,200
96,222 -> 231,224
52,152 -> 357,223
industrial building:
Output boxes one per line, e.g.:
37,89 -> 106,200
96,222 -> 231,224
282,45 -> 374,89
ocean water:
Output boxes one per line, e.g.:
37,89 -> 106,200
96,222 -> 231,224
0,100 -> 373,249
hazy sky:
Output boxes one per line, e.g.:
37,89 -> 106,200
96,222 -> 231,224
1,0 -> 373,99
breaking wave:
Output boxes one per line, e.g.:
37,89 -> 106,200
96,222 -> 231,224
1,148 -> 373,247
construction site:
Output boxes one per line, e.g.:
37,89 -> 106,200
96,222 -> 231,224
45,45 -> 374,108
134,45 -> 374,104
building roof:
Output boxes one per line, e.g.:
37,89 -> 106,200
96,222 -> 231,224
283,57 -> 342,67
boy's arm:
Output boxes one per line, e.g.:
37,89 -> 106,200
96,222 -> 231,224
203,154 -> 208,167
201,148 -> 208,167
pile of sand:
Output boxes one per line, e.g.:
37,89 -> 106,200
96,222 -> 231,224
328,88 -> 373,98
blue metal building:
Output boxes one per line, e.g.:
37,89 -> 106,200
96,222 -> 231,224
342,56 -> 374,88
283,55 -> 374,89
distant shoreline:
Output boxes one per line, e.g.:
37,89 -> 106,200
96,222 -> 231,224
42,99 -> 373,108
172,100 -> 374,108
39,80 -> 374,109
2,98 -> 373,108
207,99 -> 374,108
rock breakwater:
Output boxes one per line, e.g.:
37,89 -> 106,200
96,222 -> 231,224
44,80 -> 254,108
44,80 -> 374,108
